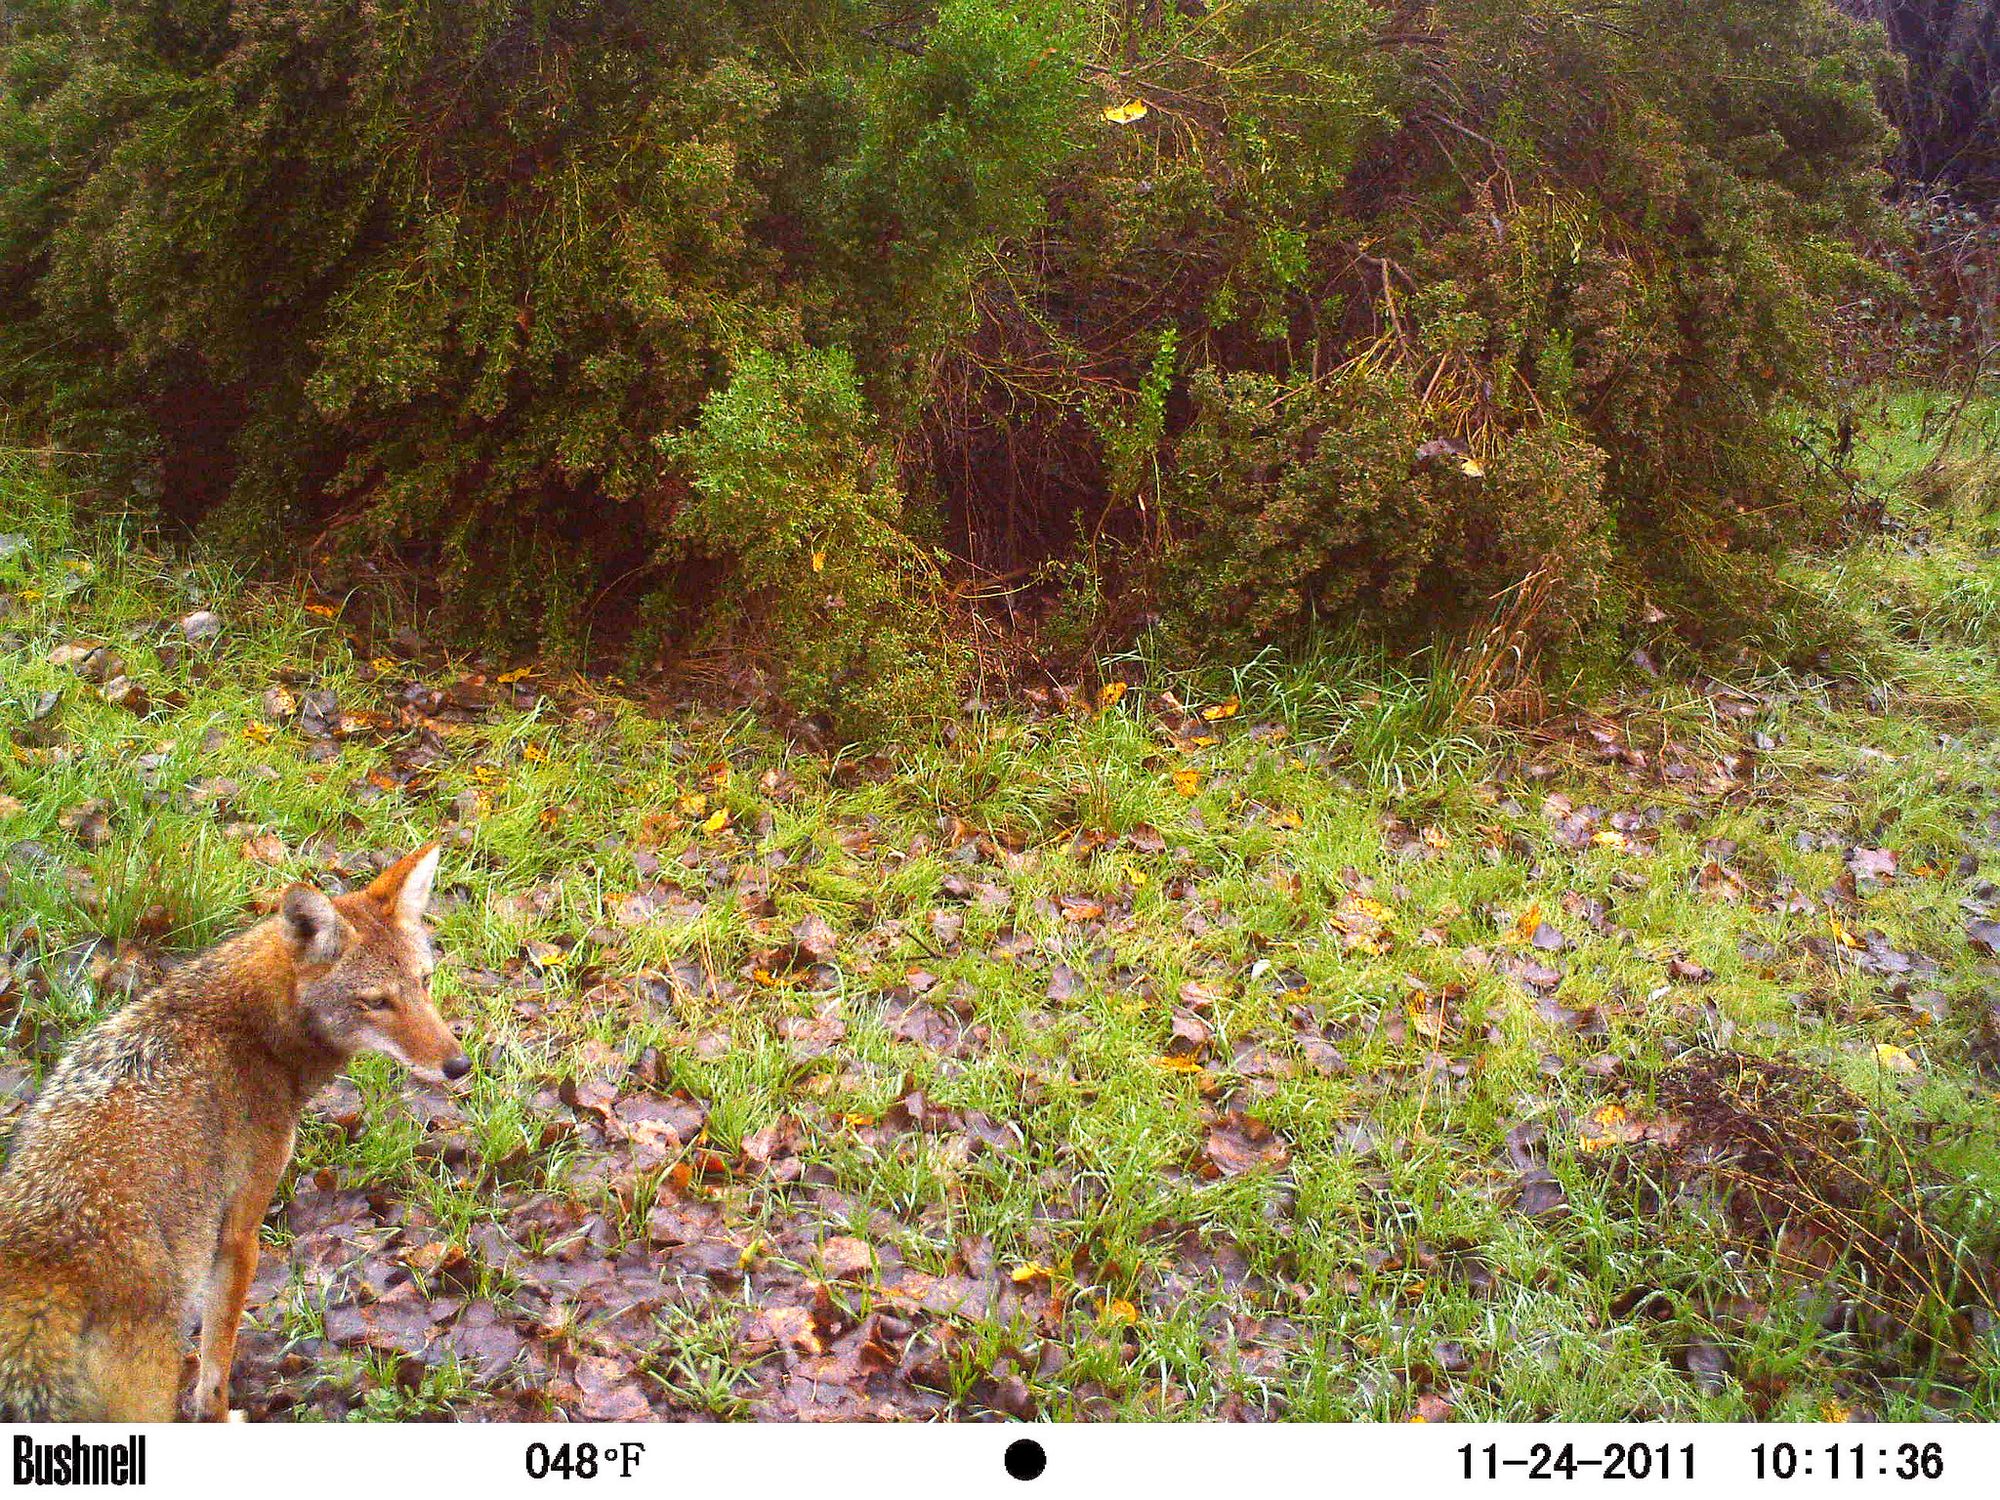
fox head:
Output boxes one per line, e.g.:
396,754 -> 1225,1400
278,844 -> 471,1084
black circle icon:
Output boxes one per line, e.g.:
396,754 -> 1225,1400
1004,1438 -> 1047,1481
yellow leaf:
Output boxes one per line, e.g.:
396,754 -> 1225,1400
1155,1055 -> 1204,1073
1102,98 -> 1149,124
370,656 -> 401,674
1578,1102 -> 1630,1151
303,602 -> 337,619
702,807 -> 731,835
1591,829 -> 1628,848
1201,695 -> 1240,721
677,791 -> 708,817
1509,903 -> 1543,944
1874,1043 -> 1917,1074
1101,1297 -> 1138,1326
1459,457 -> 1486,478
1820,1399 -> 1853,1423
498,665 -> 534,684
521,743 -> 547,763
242,722 -> 274,745
1830,915 -> 1864,950
811,550 -> 825,574
1270,808 -> 1303,831
1097,680 -> 1129,712
1172,768 -> 1202,797
1011,1262 -> 1056,1283
1421,824 -> 1451,849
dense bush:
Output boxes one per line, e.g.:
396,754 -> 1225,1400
0,0 -> 1898,731
662,346 -> 962,736
953,0 -> 1895,651
0,0 -> 1072,723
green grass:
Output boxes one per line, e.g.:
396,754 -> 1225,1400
2,398 -> 2000,1422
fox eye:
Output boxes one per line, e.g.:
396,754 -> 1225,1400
360,992 -> 395,1011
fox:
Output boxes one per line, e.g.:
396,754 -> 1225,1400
0,843 -> 469,1422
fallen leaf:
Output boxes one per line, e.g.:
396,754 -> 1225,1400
1513,1168 -> 1568,1218
574,1354 -> 652,1421
819,1237 -> 874,1280
758,1305 -> 823,1353
1203,1114 -> 1289,1176
240,832 -> 287,865
1846,847 -> 1897,881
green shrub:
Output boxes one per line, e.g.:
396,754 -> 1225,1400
0,0 -> 1073,715
942,0 -> 1896,657
0,0 -> 1899,731
662,346 -> 961,735
1157,363 -> 1610,649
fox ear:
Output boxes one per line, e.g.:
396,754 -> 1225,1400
281,884 -> 347,966
366,843 -> 441,929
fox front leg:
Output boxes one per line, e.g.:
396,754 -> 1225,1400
192,1147 -> 289,1422
191,1215 -> 261,1421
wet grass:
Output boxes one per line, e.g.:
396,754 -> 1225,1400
1,395 -> 1999,1421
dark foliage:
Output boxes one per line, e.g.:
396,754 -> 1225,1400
1838,0 -> 2000,201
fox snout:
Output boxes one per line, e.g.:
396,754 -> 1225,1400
389,1000 -> 473,1086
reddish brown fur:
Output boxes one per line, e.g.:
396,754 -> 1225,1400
0,845 -> 466,1421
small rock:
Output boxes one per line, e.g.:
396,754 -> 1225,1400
299,689 -> 339,738
179,609 -> 223,643
1680,1341 -> 1732,1394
